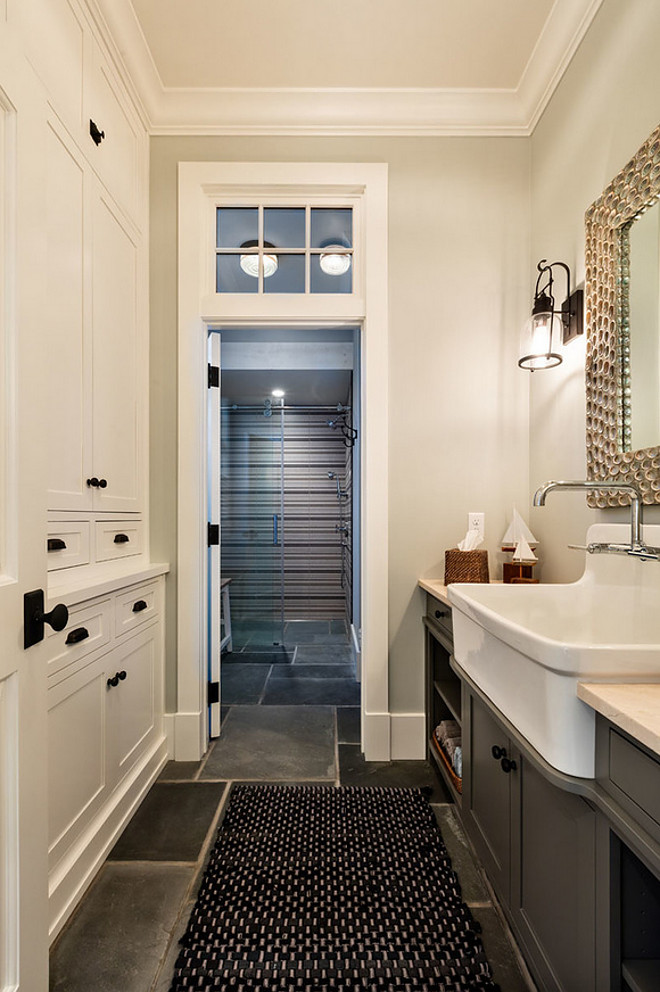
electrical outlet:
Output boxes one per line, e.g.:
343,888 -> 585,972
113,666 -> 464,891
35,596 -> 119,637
468,512 -> 485,540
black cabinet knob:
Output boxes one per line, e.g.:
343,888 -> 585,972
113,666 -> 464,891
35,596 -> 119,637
501,757 -> 517,774
491,745 -> 506,761
65,626 -> 89,645
118,670 -> 127,681
434,609 -> 447,620
89,119 -> 105,145
98,479 -> 107,489
107,674 -> 119,688
86,477 -> 99,488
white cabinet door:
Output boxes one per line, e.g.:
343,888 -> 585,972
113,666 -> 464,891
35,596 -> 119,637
85,40 -> 143,224
106,624 -> 162,789
91,190 -> 141,513
45,115 -> 92,512
0,27 -> 51,992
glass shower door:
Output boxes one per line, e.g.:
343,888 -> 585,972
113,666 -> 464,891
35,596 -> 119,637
221,404 -> 285,651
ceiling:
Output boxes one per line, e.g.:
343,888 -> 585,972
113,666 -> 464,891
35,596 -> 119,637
130,0 -> 552,91
95,0 -> 604,134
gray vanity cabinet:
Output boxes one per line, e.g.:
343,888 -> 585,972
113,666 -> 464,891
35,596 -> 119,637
463,688 -> 513,901
463,687 -> 598,992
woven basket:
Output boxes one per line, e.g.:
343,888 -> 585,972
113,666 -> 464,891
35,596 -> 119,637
444,548 -> 489,584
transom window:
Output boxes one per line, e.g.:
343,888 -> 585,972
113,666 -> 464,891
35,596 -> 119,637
215,206 -> 353,294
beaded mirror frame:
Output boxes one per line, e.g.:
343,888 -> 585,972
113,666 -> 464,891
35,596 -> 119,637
585,121 -> 660,507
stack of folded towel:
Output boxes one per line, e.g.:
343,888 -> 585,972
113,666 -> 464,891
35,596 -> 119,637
433,719 -> 463,779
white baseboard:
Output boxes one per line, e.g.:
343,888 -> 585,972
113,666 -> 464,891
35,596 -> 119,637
162,712 -> 175,756
173,710 -> 205,760
48,736 -> 168,943
390,712 -> 426,760
361,711 -> 391,761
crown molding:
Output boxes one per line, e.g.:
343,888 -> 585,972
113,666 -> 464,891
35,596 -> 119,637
90,0 -> 604,137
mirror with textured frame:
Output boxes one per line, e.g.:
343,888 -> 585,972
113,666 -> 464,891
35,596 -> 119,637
585,122 -> 660,507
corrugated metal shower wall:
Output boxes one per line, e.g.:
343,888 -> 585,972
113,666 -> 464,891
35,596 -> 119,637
221,407 -> 352,622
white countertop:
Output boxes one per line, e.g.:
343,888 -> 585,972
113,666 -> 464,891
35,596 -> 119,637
577,682 -> 660,759
418,577 -> 451,606
48,562 -> 170,607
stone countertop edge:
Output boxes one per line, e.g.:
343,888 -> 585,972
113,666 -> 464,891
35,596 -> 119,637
577,682 -> 660,759
418,577 -> 502,607
48,562 -> 170,607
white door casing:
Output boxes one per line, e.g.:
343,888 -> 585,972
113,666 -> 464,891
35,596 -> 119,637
177,162 -> 389,762
0,19 -> 51,992
207,332 -> 221,737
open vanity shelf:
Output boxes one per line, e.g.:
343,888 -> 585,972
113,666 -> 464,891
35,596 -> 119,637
423,588 -> 462,804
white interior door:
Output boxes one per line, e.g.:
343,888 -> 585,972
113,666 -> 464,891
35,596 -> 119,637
207,332 -> 221,736
0,25 -> 52,992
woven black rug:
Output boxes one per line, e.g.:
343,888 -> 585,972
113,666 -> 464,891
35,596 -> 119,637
169,785 -> 498,991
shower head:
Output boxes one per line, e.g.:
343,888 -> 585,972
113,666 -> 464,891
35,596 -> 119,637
328,471 -> 336,479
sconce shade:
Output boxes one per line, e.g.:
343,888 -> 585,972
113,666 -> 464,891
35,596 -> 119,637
518,259 -> 583,371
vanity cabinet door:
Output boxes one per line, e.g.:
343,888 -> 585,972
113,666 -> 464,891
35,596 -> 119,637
511,759 -> 597,992
463,689 -> 513,902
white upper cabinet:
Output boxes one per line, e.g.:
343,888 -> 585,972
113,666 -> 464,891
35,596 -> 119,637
45,117 -> 91,512
19,0 -> 86,134
91,192 -> 141,513
85,38 -> 145,225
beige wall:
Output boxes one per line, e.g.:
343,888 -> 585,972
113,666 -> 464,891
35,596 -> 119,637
149,135 -> 530,714
528,0 -> 660,580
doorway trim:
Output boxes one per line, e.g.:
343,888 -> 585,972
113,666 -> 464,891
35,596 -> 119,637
176,161 -> 389,761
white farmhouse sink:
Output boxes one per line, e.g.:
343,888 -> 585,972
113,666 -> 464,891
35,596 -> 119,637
448,524 -> 660,778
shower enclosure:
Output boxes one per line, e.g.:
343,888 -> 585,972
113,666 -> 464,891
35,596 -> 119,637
220,399 -> 353,650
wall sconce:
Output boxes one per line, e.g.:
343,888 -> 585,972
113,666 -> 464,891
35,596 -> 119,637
518,259 -> 584,371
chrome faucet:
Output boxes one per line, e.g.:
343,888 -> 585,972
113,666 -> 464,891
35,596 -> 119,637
533,479 -> 660,561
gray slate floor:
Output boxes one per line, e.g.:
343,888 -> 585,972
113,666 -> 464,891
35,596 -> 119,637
49,620 -> 534,992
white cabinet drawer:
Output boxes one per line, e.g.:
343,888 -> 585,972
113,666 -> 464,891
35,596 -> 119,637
115,582 -> 159,638
47,597 -> 113,683
95,519 -> 143,562
47,521 -> 91,572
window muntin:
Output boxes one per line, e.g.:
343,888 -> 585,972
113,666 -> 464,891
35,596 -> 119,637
215,205 -> 353,294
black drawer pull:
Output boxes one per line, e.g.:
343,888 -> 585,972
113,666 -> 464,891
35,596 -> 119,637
65,626 -> 89,645
89,119 -> 105,145
132,600 -> 148,613
113,533 -> 129,544
107,674 -> 119,688
48,538 -> 67,552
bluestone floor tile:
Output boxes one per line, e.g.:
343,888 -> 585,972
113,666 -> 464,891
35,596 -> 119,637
469,905 -> 534,991
49,863 -> 192,992
200,705 -> 336,781
431,804 -> 490,904
262,677 -> 360,706
336,706 -> 361,744
338,745 -> 450,802
157,760 -> 203,782
220,664 -> 270,703
269,664 -> 355,680
108,782 -> 226,862
294,644 -> 354,664
223,648 -> 293,665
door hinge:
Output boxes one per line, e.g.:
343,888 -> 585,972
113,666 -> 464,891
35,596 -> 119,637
208,364 -> 219,388
208,681 -> 220,705
207,523 -> 219,546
